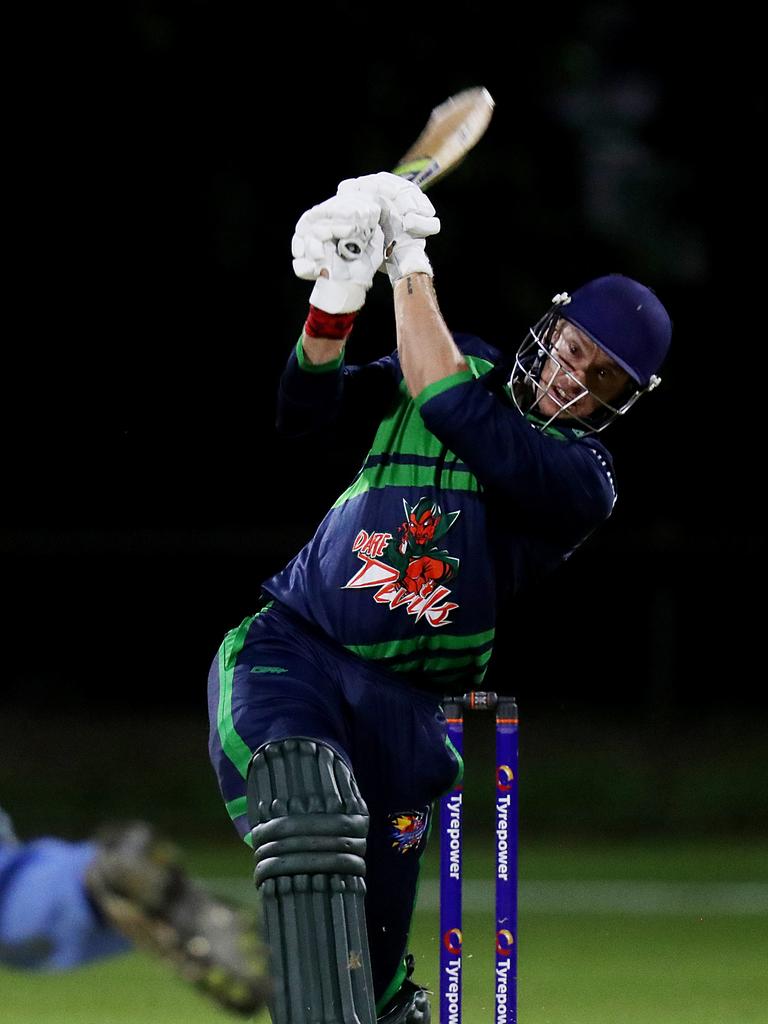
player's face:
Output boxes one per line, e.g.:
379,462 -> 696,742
535,321 -> 631,420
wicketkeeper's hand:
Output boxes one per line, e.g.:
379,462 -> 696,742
86,821 -> 270,1017
291,194 -> 385,313
337,172 -> 440,284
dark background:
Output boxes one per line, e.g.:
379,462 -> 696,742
2,3 -> 765,839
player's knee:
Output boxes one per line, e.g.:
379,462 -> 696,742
246,738 -> 369,883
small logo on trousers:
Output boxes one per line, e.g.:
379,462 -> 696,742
390,809 -> 429,854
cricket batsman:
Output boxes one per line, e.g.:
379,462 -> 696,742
207,172 -> 672,1022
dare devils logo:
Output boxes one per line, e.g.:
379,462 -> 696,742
390,809 -> 430,854
343,497 -> 461,628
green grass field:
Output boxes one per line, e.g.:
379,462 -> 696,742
2,839 -> 767,1024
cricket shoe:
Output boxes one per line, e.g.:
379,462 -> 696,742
85,820 -> 269,1016
378,954 -> 431,1023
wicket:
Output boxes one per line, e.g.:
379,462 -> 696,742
439,692 -> 519,1024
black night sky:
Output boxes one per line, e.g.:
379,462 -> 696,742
3,3 -> 765,736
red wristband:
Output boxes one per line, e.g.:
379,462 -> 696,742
303,304 -> 358,341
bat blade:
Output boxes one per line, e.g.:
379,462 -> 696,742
336,87 -> 494,259
392,86 -> 495,191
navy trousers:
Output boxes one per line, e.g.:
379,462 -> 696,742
207,599 -> 460,1002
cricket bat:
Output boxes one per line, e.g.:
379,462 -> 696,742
390,85 -> 495,190
338,86 -> 494,258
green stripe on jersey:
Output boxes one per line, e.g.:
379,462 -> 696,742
367,381 -> 449,461
465,355 -> 494,376
368,355 -> 492,461
332,355 -> 495,510
332,459 -> 479,509
414,369 -> 475,409
376,648 -> 494,675
344,626 -> 495,661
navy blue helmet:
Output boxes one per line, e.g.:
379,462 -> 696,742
510,274 -> 672,434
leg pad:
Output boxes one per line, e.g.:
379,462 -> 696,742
247,739 -> 376,1024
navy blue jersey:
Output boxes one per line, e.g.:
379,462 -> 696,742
261,333 -> 616,690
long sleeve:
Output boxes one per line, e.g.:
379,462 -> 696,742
415,372 -> 616,534
276,338 -> 401,439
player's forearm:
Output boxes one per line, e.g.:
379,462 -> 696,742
394,274 -> 468,398
300,333 -> 346,365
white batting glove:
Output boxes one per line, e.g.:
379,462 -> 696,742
337,172 -> 440,284
291,194 -> 385,313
